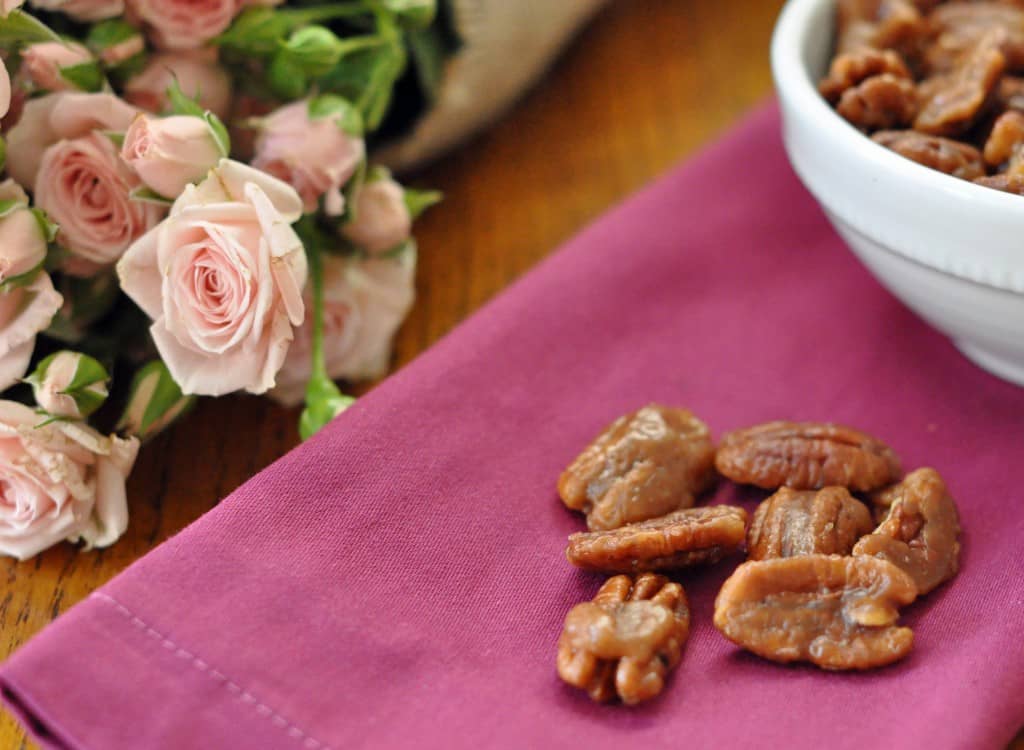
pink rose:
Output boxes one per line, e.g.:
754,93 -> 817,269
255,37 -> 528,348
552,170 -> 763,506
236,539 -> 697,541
0,401 -> 138,560
0,179 -> 48,283
0,272 -> 63,391
122,114 -> 224,198
27,0 -> 123,21
271,248 -> 416,405
0,58 -> 9,119
98,34 -> 145,67
1,1 -> 25,14
118,160 -> 308,396
124,52 -> 232,120
253,100 -> 365,216
342,177 -> 412,254
21,41 -> 93,92
6,92 -> 139,191
35,131 -> 164,273
127,0 -> 237,51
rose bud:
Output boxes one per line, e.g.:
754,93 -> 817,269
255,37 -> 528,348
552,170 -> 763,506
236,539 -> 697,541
21,41 -> 96,92
1,1 -> 25,14
26,350 -> 110,419
28,0 -> 124,22
0,272 -> 63,392
0,179 -> 49,284
117,360 -> 195,442
343,175 -> 413,255
122,114 -> 226,199
124,52 -> 232,120
253,96 -> 365,216
0,58 -> 9,120
0,399 -> 137,560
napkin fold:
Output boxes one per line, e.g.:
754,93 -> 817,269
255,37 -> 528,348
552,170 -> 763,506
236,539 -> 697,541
3,104 -> 1024,750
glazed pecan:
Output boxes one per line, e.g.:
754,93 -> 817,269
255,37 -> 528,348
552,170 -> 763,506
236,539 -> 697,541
566,505 -> 747,574
714,421 -> 901,492
837,74 -> 920,129
819,48 -> 912,103
837,0 -> 929,59
714,555 -> 917,670
915,38 -> 1006,135
557,573 -> 690,704
973,172 -> 1024,192
558,405 -> 715,531
983,109 -> 1024,164
872,129 -> 987,178
996,75 -> 1024,111
747,487 -> 875,561
854,467 -> 961,595
925,3 -> 1024,74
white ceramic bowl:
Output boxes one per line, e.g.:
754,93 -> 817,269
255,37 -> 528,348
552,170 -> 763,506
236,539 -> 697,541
771,0 -> 1024,386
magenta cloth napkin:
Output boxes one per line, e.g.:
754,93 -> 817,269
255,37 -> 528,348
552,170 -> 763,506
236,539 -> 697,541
4,104 -> 1024,750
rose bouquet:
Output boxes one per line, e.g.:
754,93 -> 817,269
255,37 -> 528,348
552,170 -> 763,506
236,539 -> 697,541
0,0 -> 448,559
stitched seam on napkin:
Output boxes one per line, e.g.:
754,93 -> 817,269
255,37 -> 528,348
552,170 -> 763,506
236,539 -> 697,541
90,592 -> 333,750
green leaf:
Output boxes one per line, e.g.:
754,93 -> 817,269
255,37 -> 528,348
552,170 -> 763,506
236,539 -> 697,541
58,61 -> 105,92
204,112 -> 231,157
308,93 -> 363,136
0,198 -> 22,218
403,187 -> 442,220
129,185 -> 175,205
166,79 -> 206,118
31,208 -> 59,243
0,10 -> 60,46
86,19 -> 140,51
382,0 -> 437,29
267,50 -> 308,99
118,361 -> 196,442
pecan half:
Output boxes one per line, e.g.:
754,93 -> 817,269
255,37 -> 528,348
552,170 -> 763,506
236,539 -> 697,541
837,74 -> 920,129
872,130 -> 987,178
983,109 -> 1024,165
820,48 -> 912,103
924,3 -> 1024,74
714,421 -> 901,492
557,573 -> 690,704
747,487 -> 875,560
566,505 -> 747,574
974,172 -> 1024,192
837,0 -> 929,60
915,36 -> 1006,135
854,467 -> 961,595
558,405 -> 715,531
714,555 -> 917,670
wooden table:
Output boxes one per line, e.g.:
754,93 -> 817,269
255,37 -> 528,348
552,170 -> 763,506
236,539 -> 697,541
2,1 -> 1021,747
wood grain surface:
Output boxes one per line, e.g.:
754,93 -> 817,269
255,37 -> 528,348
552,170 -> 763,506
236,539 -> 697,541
2,1 -> 1021,748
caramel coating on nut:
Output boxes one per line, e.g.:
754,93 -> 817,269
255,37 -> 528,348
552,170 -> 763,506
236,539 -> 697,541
558,405 -> 715,531
925,3 -> 1024,74
973,172 -> 1024,192
714,555 -> 917,670
820,49 -> 912,103
566,505 -> 748,574
837,0 -> 928,58
714,421 -> 901,492
915,37 -> 1006,135
983,109 -> 1024,164
557,573 -> 690,705
854,467 -> 961,595
747,487 -> 875,561
837,74 -> 920,129
871,129 -> 986,178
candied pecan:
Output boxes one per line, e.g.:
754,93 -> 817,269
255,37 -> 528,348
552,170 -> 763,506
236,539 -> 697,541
714,555 -> 917,670
872,130 -> 987,178
819,49 -> 912,103
837,0 -> 929,60
915,38 -> 1006,135
996,76 -> 1024,111
855,467 -> 961,594
747,487 -> 875,560
566,505 -> 747,574
983,109 -> 1024,164
837,74 -> 920,129
557,573 -> 690,704
973,172 -> 1024,192
558,405 -> 715,531
925,3 -> 1024,73
714,421 -> 901,492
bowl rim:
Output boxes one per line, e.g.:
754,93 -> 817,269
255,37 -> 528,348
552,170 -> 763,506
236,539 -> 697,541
771,0 -> 1024,294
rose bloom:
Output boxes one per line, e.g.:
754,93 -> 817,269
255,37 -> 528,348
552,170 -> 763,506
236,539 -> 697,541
122,114 -> 223,198
127,0 -> 238,51
0,401 -> 138,560
35,131 -> 164,274
342,177 -> 412,254
27,0 -> 123,21
271,248 -> 416,406
21,41 -> 93,92
0,272 -> 63,391
253,100 -> 365,216
124,52 -> 232,120
6,91 -> 139,191
118,160 -> 308,396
